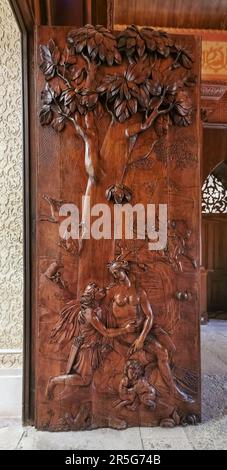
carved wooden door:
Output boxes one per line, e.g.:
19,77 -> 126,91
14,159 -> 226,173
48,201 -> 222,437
35,25 -> 201,430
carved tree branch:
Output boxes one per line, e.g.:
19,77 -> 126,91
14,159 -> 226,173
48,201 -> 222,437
126,95 -> 166,139
82,52 -> 98,88
56,69 -> 71,88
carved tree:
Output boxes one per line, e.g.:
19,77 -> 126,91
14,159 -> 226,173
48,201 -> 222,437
39,24 -> 195,199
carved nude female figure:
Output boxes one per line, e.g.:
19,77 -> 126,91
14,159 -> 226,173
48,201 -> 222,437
107,260 -> 193,402
46,282 -> 135,399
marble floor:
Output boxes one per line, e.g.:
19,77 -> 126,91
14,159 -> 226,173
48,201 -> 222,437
0,320 -> 226,450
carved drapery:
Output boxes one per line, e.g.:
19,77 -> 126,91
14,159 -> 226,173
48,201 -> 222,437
0,0 -> 23,368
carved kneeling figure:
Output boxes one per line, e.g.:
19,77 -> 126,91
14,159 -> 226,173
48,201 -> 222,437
46,282 -> 136,400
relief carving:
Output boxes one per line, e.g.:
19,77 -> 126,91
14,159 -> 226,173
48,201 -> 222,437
46,281 -> 134,399
115,360 -> 156,411
40,194 -> 79,257
160,219 -> 197,271
46,258 -> 195,429
105,184 -> 132,204
38,25 -> 200,430
39,24 -> 195,209
154,137 -> 198,169
115,218 -> 197,273
43,261 -> 68,291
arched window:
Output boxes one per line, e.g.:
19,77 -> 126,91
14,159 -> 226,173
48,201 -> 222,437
202,162 -> 227,214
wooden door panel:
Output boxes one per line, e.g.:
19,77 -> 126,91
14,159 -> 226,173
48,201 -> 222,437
208,272 -> 227,311
35,25 -> 201,430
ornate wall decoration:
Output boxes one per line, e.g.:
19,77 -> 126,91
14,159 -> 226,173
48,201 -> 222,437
202,40 -> 227,80
201,83 -> 227,100
0,350 -> 22,368
0,0 -> 23,367
202,174 -> 227,213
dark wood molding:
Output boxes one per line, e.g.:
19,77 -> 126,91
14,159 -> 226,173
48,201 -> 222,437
203,122 -> 227,129
201,82 -> 227,101
112,0 -> 227,30
9,0 -> 35,31
107,0 -> 114,29
9,0 -> 101,28
201,81 -> 227,128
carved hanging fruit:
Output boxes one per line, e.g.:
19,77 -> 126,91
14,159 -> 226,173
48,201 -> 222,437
105,184 -> 132,204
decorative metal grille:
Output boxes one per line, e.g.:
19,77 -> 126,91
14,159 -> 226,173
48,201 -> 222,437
202,174 -> 227,213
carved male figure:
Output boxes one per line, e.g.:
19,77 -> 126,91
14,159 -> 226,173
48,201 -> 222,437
46,282 -> 135,399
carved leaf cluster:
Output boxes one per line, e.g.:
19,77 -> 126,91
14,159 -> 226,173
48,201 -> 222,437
40,39 -> 61,80
97,62 -> 151,122
60,46 -> 86,85
68,24 -> 122,65
117,25 -> 174,59
172,40 -> 194,69
39,81 -> 99,131
60,87 -> 98,114
39,25 -> 195,133
117,25 -> 193,73
97,65 -> 192,125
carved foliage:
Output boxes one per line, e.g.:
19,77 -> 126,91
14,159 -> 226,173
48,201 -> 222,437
39,24 -> 195,133
117,24 -> 193,68
97,64 -> 193,124
68,25 -> 122,65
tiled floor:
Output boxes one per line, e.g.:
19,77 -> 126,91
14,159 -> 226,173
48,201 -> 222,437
0,320 -> 226,450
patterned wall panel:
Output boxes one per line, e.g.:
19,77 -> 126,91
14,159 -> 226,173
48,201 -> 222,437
0,0 -> 23,368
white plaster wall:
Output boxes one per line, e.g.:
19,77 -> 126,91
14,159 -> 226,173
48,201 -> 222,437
0,0 -> 23,417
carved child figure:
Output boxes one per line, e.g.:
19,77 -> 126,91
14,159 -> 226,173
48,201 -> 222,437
117,360 -> 156,411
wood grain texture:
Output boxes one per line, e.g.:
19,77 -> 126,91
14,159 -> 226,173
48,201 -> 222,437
201,132 -> 227,320
202,214 -> 227,313
113,0 -> 227,30
202,128 -> 227,179
35,24 -> 201,430
10,0 -> 85,29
